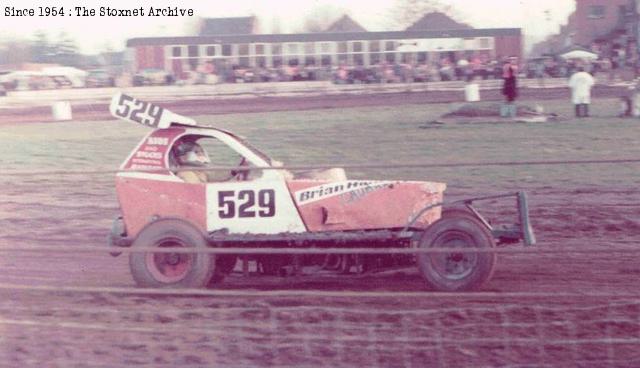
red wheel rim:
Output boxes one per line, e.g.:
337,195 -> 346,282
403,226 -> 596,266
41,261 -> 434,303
145,239 -> 193,283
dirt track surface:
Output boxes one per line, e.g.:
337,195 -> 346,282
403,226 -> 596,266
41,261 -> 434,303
1,95 -> 640,367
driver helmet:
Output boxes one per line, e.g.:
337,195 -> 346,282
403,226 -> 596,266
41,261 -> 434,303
173,140 -> 210,167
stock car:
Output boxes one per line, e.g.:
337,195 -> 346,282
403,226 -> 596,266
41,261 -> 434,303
107,93 -> 535,291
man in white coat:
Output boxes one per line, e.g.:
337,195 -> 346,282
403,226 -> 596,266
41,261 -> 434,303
568,67 -> 595,118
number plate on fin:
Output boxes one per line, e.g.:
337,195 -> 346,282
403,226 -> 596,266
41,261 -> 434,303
109,92 -> 197,129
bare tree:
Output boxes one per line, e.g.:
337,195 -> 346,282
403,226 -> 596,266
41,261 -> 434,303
270,15 -> 283,34
298,4 -> 348,33
31,31 -> 54,63
391,0 -> 461,30
0,38 -> 33,65
53,31 -> 80,66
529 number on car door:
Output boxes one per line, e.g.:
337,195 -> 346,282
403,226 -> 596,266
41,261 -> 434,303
218,189 -> 276,219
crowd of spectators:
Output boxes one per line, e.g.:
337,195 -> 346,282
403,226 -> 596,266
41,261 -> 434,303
3,51 -> 637,92
170,55 -> 630,86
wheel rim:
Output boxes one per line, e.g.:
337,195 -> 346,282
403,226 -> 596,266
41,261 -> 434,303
429,230 -> 478,281
145,238 -> 193,283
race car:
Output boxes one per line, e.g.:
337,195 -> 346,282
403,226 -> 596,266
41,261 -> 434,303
107,92 -> 535,291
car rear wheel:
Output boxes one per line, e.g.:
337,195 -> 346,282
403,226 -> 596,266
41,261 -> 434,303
416,212 -> 496,291
129,219 -> 215,288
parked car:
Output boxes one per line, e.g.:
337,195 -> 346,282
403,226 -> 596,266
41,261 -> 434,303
86,69 -> 115,88
132,69 -> 173,86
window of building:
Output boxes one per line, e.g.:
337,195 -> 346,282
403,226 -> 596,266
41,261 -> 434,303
352,42 -> 363,53
401,53 -> 414,64
338,42 -> 348,54
238,44 -> 249,56
272,43 -> 282,55
206,46 -> 216,57
370,53 -> 381,65
222,44 -> 232,56
353,54 -> 364,66
321,55 -> 332,66
385,52 -> 396,63
618,5 -> 627,16
305,43 -> 315,55
320,42 -> 333,53
254,44 -> 265,55
588,5 -> 605,19
369,41 -> 380,53
172,46 -> 182,57
287,43 -> 299,55
479,38 -> 490,49
188,45 -> 199,57
385,41 -> 396,51
273,55 -> 283,67
305,56 -> 316,66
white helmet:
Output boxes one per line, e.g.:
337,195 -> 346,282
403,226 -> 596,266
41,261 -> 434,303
174,141 -> 210,167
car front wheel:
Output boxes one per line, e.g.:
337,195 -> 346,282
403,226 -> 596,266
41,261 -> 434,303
129,219 -> 215,288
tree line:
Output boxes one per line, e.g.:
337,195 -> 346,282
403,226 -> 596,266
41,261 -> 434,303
0,31 -> 82,67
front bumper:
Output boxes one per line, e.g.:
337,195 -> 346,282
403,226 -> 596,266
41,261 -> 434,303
107,216 -> 132,257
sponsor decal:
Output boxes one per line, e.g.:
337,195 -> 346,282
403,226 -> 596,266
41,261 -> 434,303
340,182 -> 395,203
295,181 -> 393,205
124,130 -> 176,171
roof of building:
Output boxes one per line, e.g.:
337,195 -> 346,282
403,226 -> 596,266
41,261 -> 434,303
199,16 -> 255,36
127,28 -> 521,47
324,15 -> 367,32
405,12 -> 472,31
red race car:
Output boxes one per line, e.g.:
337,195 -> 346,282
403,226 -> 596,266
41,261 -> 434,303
108,93 -> 535,291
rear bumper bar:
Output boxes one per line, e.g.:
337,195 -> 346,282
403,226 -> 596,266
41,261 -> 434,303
405,191 -> 536,246
463,191 -> 536,246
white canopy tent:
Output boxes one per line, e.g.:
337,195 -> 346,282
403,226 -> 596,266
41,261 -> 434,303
560,50 -> 598,60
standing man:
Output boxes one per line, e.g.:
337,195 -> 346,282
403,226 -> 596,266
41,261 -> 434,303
501,57 -> 518,117
568,67 -> 595,118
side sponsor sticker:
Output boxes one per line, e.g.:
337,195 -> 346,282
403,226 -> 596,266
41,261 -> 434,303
294,180 -> 394,205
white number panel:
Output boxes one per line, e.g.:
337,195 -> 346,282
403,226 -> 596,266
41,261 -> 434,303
206,179 -> 306,234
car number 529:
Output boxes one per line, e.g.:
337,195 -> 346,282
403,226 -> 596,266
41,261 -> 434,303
218,190 -> 276,219
114,93 -> 164,127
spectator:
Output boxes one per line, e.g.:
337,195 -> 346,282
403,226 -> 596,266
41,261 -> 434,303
471,56 -> 484,80
568,66 -> 595,118
501,57 -> 519,117
535,62 -> 546,87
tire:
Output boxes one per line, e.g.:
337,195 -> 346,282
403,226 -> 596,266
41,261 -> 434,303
416,212 -> 496,291
129,219 -> 215,288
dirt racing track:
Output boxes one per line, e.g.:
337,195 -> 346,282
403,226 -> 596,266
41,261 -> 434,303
1,91 -> 640,367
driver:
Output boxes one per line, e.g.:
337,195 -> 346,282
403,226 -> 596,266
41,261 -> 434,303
173,140 -> 210,183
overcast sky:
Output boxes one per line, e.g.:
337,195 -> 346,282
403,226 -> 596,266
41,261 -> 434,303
0,0 -> 575,54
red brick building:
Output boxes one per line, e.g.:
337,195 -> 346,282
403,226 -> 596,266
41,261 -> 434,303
533,0 -> 637,56
572,0 -> 633,46
126,15 -> 522,75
